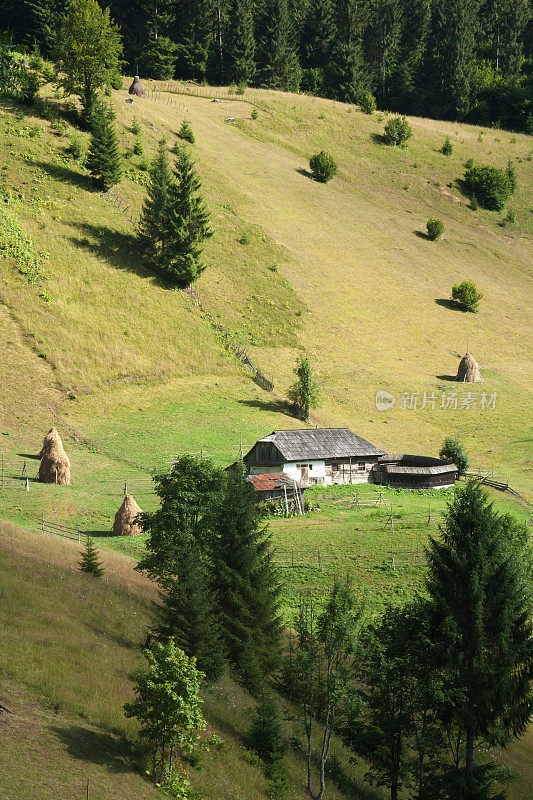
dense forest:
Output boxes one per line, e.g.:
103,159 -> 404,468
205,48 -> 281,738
3,0 -> 533,130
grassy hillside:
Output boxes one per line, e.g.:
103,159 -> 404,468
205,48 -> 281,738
0,520 -> 384,800
0,82 -> 531,504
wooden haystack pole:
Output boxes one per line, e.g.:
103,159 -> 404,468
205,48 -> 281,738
128,76 -> 146,97
113,494 -> 143,536
38,427 -> 71,485
456,351 -> 483,383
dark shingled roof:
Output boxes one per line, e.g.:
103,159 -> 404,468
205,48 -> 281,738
256,429 -> 385,461
385,464 -> 457,476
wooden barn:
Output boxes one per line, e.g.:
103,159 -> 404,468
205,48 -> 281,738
372,454 -> 458,489
243,428 -> 386,488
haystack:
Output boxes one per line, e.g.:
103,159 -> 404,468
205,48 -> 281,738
113,494 -> 143,536
39,426 -> 63,458
38,428 -> 71,485
456,351 -> 483,382
128,76 -> 146,97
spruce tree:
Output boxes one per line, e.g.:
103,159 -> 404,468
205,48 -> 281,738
78,537 -> 104,577
208,466 -> 283,688
301,0 -> 336,69
139,137 -> 173,263
264,0 -> 302,91
85,96 -> 122,191
426,481 -> 533,787
159,146 -> 213,285
225,0 -> 256,85
156,543 -> 226,681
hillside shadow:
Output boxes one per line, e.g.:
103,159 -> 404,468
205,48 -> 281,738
435,298 -> 467,312
68,222 -> 169,286
50,725 -> 133,773
237,398 -> 292,415
35,161 -> 94,191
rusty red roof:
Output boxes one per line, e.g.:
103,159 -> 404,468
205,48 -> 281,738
247,472 -> 294,492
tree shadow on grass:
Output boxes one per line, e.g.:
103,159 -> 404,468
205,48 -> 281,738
296,167 -> 314,179
84,529 -> 112,538
50,725 -> 134,774
414,230 -> 431,240
68,222 -> 170,287
370,132 -> 388,145
17,452 -> 40,460
435,298 -> 468,312
436,374 -> 458,382
35,161 -> 94,191
237,398 -> 293,416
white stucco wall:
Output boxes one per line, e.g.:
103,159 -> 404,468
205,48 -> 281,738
282,461 -> 326,482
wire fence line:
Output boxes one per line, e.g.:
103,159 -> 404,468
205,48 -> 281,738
149,81 -> 275,115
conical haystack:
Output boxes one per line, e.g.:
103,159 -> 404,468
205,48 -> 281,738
39,427 -> 63,458
456,352 -> 483,383
38,428 -> 71,485
113,494 -> 143,536
128,76 -> 146,97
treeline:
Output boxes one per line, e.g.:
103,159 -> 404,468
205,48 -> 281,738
3,0 -> 532,130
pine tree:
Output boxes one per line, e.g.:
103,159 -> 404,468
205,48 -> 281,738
156,543 -> 226,681
78,537 -> 104,577
263,0 -> 302,91
426,481 -> 533,787
225,0 -> 256,85
248,692 -> 285,761
325,0 -> 371,101
208,466 -> 283,687
85,96 -> 122,191
139,137 -> 173,262
159,146 -> 212,285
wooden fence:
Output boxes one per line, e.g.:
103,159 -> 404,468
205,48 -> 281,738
39,515 -> 83,543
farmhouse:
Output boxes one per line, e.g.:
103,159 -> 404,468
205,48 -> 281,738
243,428 -> 386,488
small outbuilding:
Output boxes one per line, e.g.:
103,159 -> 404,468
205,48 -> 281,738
128,76 -> 146,97
113,494 -> 143,536
456,351 -> 482,382
372,454 -> 457,489
38,427 -> 71,485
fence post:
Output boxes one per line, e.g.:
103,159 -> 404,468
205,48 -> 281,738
391,543 -> 395,571
317,547 -> 323,573
291,549 -> 294,568
1,452 -> 3,492
26,476 -> 29,492
42,512 -> 45,534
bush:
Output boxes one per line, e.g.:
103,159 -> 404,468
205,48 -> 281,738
236,82 -> 246,95
20,70 -> 40,105
383,115 -> 412,146
238,232 -> 251,244
265,753 -> 289,799
178,119 -> 195,144
251,108 -> 258,120
470,196 -> 479,210
131,117 -> 141,136
133,136 -> 143,156
500,208 -> 516,227
463,162 -> 514,210
441,136 -> 453,155
359,91 -> 376,114
309,150 -> 337,183
68,133 -> 86,162
248,693 -> 285,762
506,158 -> 516,192
451,280 -> 483,312
439,437 -> 469,476
426,218 -> 444,240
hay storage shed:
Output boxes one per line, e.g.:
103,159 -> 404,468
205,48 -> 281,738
372,454 -> 457,489
38,427 -> 71,485
128,75 -> 146,96
456,351 -> 482,382
113,494 -> 143,536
